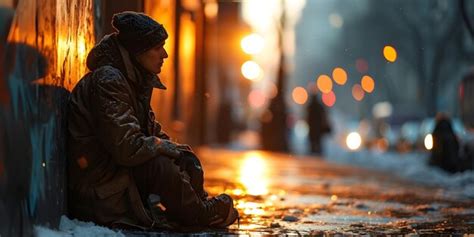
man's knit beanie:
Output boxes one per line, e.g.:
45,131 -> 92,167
112,11 -> 168,55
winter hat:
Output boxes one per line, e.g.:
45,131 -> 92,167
112,11 -> 168,55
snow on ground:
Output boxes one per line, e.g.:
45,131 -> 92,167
317,109 -> 474,199
323,139 -> 474,199
35,216 -> 124,237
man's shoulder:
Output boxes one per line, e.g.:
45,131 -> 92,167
92,65 -> 127,86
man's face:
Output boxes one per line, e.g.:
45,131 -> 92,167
136,41 -> 168,74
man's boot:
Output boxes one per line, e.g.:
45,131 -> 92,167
197,194 -> 239,228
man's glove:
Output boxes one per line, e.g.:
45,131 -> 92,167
156,138 -> 181,159
176,143 -> 193,152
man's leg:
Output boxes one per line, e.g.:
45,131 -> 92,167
173,150 -> 208,200
131,156 -> 202,225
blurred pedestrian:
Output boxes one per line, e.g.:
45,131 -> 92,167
306,94 -> 331,155
429,115 -> 461,173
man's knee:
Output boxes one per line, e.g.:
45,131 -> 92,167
144,156 -> 182,177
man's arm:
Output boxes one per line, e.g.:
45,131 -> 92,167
94,66 -> 179,167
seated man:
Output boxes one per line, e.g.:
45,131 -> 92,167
67,11 -> 238,229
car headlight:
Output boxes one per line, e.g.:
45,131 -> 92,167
346,132 -> 362,150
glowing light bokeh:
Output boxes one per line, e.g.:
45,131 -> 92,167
317,74 -> 333,93
346,132 -> 362,150
424,134 -> 433,150
383,45 -> 397,62
332,67 -> 347,85
248,89 -> 266,109
329,13 -> 343,28
352,84 -> 365,101
241,33 -> 265,55
322,91 -> 336,107
356,58 -> 369,73
361,75 -> 375,93
294,120 -> 309,138
204,1 -> 218,19
292,86 -> 308,105
239,152 -> 269,196
241,61 -> 263,81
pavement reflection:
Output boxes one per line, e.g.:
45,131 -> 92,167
197,147 -> 474,235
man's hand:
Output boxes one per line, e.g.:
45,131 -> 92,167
176,143 -> 193,152
156,138 -> 181,159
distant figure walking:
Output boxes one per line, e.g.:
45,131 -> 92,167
429,116 -> 461,173
306,94 -> 331,155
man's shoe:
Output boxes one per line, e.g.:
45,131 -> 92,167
198,194 -> 239,228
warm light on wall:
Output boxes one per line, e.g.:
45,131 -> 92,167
7,0 -> 95,91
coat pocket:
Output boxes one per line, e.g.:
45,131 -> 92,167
94,173 -> 130,199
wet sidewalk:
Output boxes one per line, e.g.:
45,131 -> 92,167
126,147 -> 474,236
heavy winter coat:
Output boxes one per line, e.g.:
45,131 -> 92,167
67,33 -> 168,227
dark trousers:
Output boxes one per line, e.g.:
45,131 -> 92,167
131,150 -> 206,225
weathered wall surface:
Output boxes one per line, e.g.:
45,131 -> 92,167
0,0 -> 94,236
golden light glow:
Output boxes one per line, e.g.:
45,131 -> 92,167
322,91 -> 336,107
361,75 -> 375,93
241,33 -> 264,55
317,74 -> 333,93
292,86 -> 308,105
204,1 -> 218,20
248,89 -> 266,109
239,151 -> 269,196
383,45 -> 397,62
236,201 -> 266,216
331,195 -> 338,201
424,134 -> 433,150
352,84 -> 365,101
346,132 -> 362,150
241,61 -> 263,81
332,67 -> 347,85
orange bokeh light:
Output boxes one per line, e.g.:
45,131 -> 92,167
316,74 -> 333,93
322,91 -> 336,107
332,67 -> 347,85
361,75 -> 375,93
383,45 -> 397,62
248,90 -> 266,108
352,84 -> 365,101
292,86 -> 308,105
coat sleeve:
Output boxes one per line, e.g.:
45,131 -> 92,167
93,66 -> 159,167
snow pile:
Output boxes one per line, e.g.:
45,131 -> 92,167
323,138 -> 474,199
35,215 -> 124,237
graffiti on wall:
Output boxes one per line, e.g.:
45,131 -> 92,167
0,0 -> 94,236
